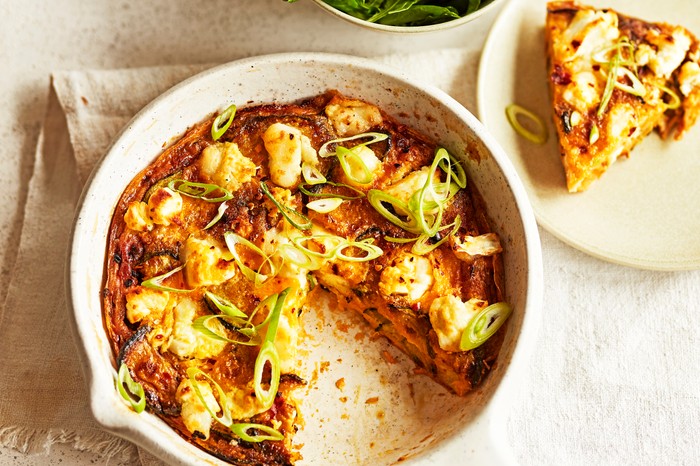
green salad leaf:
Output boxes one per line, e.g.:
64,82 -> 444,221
310,0 -> 492,26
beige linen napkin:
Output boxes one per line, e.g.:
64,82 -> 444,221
0,50 -> 479,465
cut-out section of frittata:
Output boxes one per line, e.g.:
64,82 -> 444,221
103,91 -> 509,465
546,1 -> 700,192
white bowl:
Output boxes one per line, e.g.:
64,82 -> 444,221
311,0 -> 506,33
67,52 -> 542,466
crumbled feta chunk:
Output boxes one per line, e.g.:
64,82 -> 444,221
428,295 -> 488,352
379,252 -> 433,302
147,187 -> 182,226
451,233 -> 502,260
124,201 -> 153,232
176,378 -> 217,439
647,28 -> 692,78
325,99 -> 383,137
679,61 -> 700,96
263,123 -> 304,188
181,235 -> 237,288
199,141 -> 256,192
166,298 -> 227,359
124,286 -> 170,323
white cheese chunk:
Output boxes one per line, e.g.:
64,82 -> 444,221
428,295 -> 488,352
181,235 -> 237,288
300,133 -> 319,166
147,187 -> 182,226
199,141 -> 256,192
648,28 -> 692,78
166,298 -> 227,359
325,99 -> 383,137
564,10 -> 619,62
124,201 -> 153,232
124,286 -> 170,324
679,61 -> 700,96
263,122 -> 303,188
451,233 -> 503,260
379,252 -> 433,302
176,378 -> 217,440
383,166 -> 435,215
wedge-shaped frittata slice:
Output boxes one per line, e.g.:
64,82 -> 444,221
546,1 -> 700,192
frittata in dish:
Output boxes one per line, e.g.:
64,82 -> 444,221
546,1 -> 700,192
103,90 -> 509,464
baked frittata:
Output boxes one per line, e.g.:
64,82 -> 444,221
103,90 -> 510,464
546,1 -> 700,192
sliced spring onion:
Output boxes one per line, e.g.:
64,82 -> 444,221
192,314 -> 261,346
278,243 -> 322,270
614,66 -> 646,97
505,104 -> 549,144
204,291 -> 248,318
141,263 -> 192,293
168,179 -> 233,203
367,189 -> 421,234
459,302 -> 513,351
292,235 -> 345,259
186,367 -> 233,427
211,104 -> 236,141
253,288 -> 289,409
318,132 -> 388,158
336,146 -> 373,185
204,202 -> 228,230
260,182 -> 312,231
307,198 -> 344,213
414,148 -> 452,237
589,124 -> 600,145
408,181 -> 459,215
301,162 -> 327,185
248,293 -> 280,331
384,235 -> 420,244
299,181 -> 365,200
334,238 -> 383,262
654,83 -> 681,110
224,232 -> 277,286
598,55 -> 620,117
411,215 -> 461,256
437,149 -> 468,189
592,38 -> 635,67
230,423 -> 284,442
117,363 -> 146,413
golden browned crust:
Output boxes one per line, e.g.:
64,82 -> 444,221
102,90 -> 506,463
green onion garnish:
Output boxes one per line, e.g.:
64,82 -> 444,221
186,367 -> 233,427
192,314 -> 262,346
459,302 -> 512,351
260,182 -> 312,231
299,181 -> 365,200
278,243 -> 323,270
318,132 -> 388,158
654,83 -> 681,110
505,104 -> 549,144
204,291 -> 248,318
336,146 -> 374,185
141,263 -> 192,293
367,189 -> 421,234
224,232 -> 278,286
253,288 -> 289,410
307,198 -> 344,213
186,366 -> 283,442
301,163 -> 327,185
589,124 -> 600,145
598,55 -> 620,117
211,104 -> 236,141
292,235 -> 345,259
230,423 -> 284,442
117,363 -> 146,413
334,238 -> 383,262
438,150 -> 467,189
168,179 -> 233,203
204,202 -> 228,230
411,215 -> 461,255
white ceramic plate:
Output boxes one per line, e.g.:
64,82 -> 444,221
478,0 -> 700,270
311,0 -> 505,33
67,52 -> 542,465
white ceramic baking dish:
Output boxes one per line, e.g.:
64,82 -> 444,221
66,52 -> 542,466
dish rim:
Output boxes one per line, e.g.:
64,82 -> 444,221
65,51 -> 543,465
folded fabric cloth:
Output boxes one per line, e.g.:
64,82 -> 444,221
0,50 -> 479,465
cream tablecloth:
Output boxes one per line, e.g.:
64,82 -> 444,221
1,49 -> 699,466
